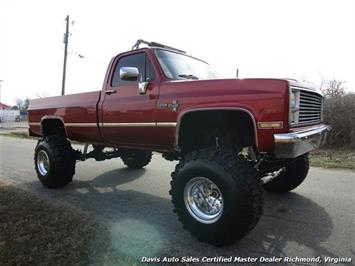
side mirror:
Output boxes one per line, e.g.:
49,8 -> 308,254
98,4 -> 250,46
120,67 -> 139,81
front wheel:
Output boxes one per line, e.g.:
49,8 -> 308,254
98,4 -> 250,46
263,154 -> 309,193
170,147 -> 264,246
34,135 -> 76,188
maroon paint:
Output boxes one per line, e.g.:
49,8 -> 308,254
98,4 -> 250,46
28,48 -> 305,153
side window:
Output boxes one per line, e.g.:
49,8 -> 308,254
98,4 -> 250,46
112,53 -> 145,87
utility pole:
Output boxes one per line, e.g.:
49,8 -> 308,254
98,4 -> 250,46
0,80 -> 3,103
61,15 -> 70,96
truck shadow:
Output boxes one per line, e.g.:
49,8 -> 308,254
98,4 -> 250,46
83,167 -> 146,188
25,167 -> 337,265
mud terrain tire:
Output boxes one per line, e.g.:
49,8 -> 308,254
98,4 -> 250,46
34,135 -> 76,188
170,147 -> 263,246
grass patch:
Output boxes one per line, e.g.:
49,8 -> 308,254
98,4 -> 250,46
0,184 -> 93,265
309,149 -> 355,170
0,184 -> 136,266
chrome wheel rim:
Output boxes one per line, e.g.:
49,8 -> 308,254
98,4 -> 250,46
37,150 -> 50,176
184,177 -> 223,224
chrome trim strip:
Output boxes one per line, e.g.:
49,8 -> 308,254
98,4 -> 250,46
103,122 -> 177,127
157,122 -> 177,127
103,122 -> 156,127
65,123 -> 97,127
30,121 -> 177,128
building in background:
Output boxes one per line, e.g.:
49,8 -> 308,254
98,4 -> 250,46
0,102 -> 20,122
0,103 -> 10,110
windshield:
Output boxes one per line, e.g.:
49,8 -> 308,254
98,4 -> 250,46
155,49 -> 219,80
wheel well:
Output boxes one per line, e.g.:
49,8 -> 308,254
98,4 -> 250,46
177,110 -> 256,153
41,119 -> 66,137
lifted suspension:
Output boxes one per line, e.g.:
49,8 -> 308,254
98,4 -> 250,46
246,146 -> 297,183
76,144 -> 122,161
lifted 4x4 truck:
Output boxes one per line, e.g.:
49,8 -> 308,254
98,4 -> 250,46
28,40 -> 331,246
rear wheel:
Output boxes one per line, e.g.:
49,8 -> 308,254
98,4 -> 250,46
170,147 -> 264,246
263,154 -> 309,193
120,149 -> 152,169
34,135 -> 76,188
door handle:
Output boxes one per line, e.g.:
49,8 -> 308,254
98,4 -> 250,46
105,89 -> 117,95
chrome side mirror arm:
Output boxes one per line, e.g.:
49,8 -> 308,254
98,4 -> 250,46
138,74 -> 149,95
138,81 -> 149,95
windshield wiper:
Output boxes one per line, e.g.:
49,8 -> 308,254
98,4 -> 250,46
178,74 -> 199,80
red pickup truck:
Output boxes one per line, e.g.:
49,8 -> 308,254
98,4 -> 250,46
28,40 -> 330,246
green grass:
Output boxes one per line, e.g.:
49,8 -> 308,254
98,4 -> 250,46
0,185 -> 88,265
309,149 -> 355,170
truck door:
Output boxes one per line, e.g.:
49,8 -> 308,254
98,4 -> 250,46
100,52 -> 159,147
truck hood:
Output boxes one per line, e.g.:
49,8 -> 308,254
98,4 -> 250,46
168,78 -> 323,96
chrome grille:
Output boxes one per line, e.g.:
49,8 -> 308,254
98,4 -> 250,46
298,90 -> 323,124
289,87 -> 323,126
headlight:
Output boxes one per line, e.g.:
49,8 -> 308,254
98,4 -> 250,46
289,89 -> 299,124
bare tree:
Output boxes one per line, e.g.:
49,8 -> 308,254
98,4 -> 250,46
15,97 -> 30,112
15,98 -> 23,111
322,79 -> 346,97
322,79 -> 355,148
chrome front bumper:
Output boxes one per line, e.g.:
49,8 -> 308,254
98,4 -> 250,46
274,124 -> 331,158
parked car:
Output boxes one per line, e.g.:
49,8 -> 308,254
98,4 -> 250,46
28,40 -> 330,246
